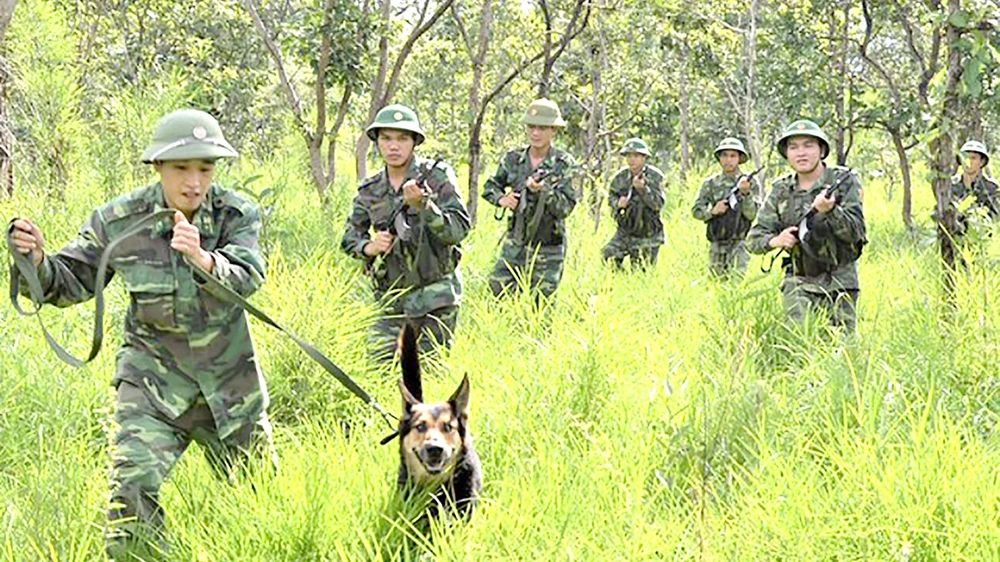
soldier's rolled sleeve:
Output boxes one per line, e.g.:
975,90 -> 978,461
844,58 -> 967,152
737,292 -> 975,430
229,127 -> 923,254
815,200 -> 865,243
746,190 -> 780,254
740,191 -> 759,221
635,182 -> 665,212
691,182 -> 715,222
544,168 -> 577,219
202,207 -> 265,298
341,198 -> 373,259
40,210 -> 109,307
422,195 -> 471,246
482,160 -> 510,206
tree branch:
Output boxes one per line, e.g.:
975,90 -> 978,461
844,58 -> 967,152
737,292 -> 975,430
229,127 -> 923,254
241,0 -> 311,142
381,0 -> 456,106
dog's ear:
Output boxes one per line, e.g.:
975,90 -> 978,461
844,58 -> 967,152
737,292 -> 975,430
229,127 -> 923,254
400,377 -> 420,413
399,324 -> 423,402
448,374 -> 471,424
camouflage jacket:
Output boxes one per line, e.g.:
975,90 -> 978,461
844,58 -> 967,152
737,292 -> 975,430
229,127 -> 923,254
747,165 -> 865,293
482,146 -> 577,246
33,182 -> 266,438
692,171 -> 760,242
341,156 -> 470,317
951,173 -> 999,218
607,164 -> 666,244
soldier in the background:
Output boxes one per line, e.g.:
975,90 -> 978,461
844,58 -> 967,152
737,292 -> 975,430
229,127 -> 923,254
691,137 -> 759,278
952,140 -> 999,228
601,138 -> 666,269
9,109 -> 275,556
342,104 -> 470,361
747,120 -> 867,332
483,99 -> 578,298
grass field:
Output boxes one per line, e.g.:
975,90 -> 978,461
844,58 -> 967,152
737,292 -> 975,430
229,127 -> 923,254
2,153 -> 1000,561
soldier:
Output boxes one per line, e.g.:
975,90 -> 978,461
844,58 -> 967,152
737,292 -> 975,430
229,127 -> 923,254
952,140 -> 999,222
8,109 -> 275,556
601,138 -> 666,269
692,137 -> 760,278
747,119 -> 866,331
341,104 -> 470,361
483,99 -> 577,297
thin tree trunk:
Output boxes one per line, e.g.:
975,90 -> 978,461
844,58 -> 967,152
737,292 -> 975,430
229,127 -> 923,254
462,0 -> 492,225
888,127 -> 914,231
832,0 -> 851,166
679,43 -> 690,188
930,0 -> 964,298
744,0 -> 762,170
584,40 -> 604,222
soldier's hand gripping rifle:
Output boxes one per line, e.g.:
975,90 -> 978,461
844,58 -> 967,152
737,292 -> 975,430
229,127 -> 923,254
725,165 -> 765,208
761,169 -> 854,274
616,171 -> 646,219
494,166 -> 550,222
795,169 -> 853,241
388,156 -> 444,244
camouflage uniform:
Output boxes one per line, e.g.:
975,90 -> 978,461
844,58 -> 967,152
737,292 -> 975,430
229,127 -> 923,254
483,146 -> 578,296
602,164 -> 666,268
692,173 -> 760,277
342,156 -> 470,361
951,173 -> 999,221
747,165 -> 865,331
31,181 -> 272,550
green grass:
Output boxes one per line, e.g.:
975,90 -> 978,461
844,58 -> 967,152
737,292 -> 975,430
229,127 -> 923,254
2,154 -> 1000,561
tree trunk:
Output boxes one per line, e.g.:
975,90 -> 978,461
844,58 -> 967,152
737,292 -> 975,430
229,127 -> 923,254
584,40 -> 604,223
743,0 -> 762,170
888,126 -> 914,231
930,0 -> 964,298
464,0 -> 492,225
678,43 -> 690,188
832,0 -> 851,166
0,0 -> 17,197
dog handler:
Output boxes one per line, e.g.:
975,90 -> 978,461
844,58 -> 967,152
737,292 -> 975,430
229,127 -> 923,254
9,109 -> 276,556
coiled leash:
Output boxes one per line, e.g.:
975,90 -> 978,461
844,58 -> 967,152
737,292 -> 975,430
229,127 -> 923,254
6,211 -> 398,432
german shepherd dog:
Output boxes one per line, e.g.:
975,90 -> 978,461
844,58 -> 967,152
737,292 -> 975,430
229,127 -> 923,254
397,325 -> 482,517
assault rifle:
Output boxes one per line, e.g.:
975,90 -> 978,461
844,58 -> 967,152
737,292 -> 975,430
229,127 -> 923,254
389,156 -> 444,243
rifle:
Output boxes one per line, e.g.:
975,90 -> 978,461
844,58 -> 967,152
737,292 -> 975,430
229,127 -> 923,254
616,169 -> 646,219
389,156 -> 444,243
795,169 -> 854,241
724,165 -> 765,208
494,166 -> 550,222
760,168 -> 855,274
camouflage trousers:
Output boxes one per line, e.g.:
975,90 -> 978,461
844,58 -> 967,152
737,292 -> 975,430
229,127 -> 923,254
708,239 -> 749,278
106,380 -> 275,557
489,240 -> 566,297
601,235 -> 660,270
782,284 -> 859,332
371,305 -> 459,363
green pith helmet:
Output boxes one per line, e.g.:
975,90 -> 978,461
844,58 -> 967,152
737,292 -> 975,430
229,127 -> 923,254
522,99 -> 566,128
365,104 -> 426,145
776,119 -> 830,159
141,109 -> 238,163
713,137 -> 749,163
960,140 -> 989,165
619,137 -> 651,156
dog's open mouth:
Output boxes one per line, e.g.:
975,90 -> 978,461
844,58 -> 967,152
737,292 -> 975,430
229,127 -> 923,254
416,448 -> 451,474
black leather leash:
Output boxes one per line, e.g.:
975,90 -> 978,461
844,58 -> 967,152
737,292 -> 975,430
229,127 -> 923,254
6,211 -> 398,432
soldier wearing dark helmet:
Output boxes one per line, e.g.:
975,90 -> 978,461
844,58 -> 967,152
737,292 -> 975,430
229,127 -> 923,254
601,137 -> 666,270
747,119 -> 867,331
341,104 -> 470,361
9,109 -> 274,556
692,137 -> 760,278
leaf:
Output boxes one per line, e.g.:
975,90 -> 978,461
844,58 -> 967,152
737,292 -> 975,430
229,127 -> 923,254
948,10 -> 969,29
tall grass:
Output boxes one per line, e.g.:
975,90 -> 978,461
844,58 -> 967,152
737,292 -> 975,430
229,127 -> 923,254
3,144 -> 1000,560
